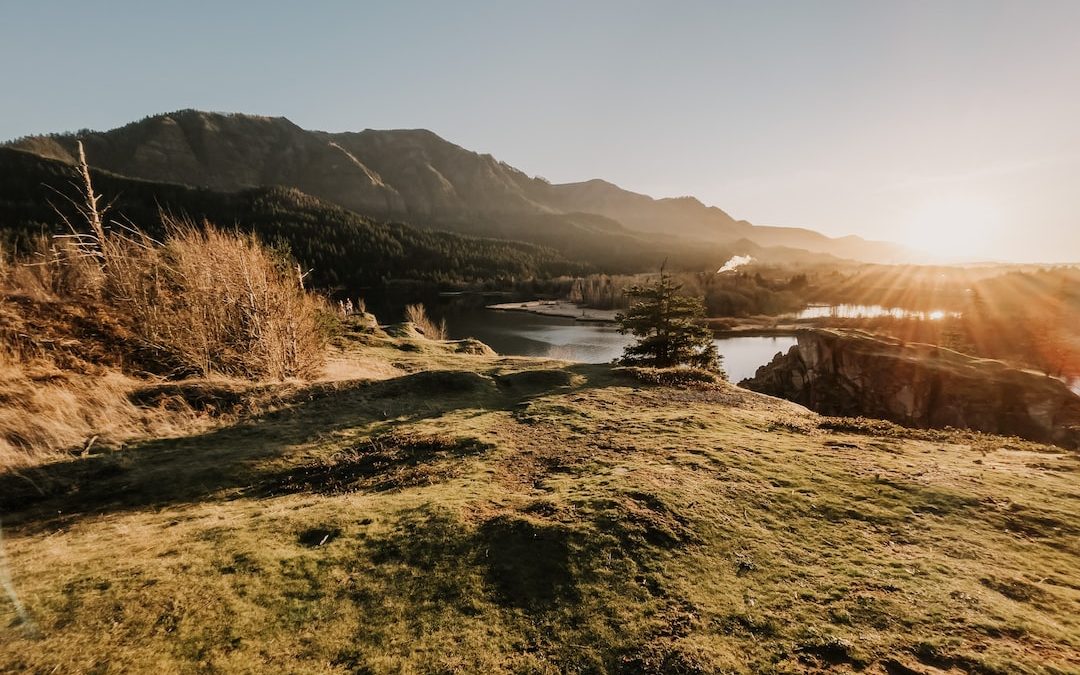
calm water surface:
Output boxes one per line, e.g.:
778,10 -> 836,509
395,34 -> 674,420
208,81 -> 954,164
445,310 -> 796,382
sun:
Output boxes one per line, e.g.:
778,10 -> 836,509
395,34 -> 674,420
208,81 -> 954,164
902,195 -> 1003,261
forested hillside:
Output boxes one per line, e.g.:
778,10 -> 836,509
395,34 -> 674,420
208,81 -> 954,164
0,147 -> 585,292
6,110 -> 909,262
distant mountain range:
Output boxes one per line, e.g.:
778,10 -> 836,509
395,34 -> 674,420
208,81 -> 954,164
7,110 -> 910,264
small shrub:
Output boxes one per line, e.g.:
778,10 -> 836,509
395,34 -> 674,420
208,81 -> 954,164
614,366 -> 724,388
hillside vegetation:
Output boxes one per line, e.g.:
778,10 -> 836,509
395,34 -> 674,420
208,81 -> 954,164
1,121 -> 1077,675
1,326 -> 1077,673
0,145 -> 838,284
0,147 -> 586,293
0,149 -> 343,470
5,109 -> 907,263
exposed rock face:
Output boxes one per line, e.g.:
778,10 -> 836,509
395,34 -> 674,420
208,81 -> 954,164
741,329 -> 1080,448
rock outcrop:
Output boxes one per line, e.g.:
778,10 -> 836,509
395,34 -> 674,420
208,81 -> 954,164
741,329 -> 1080,448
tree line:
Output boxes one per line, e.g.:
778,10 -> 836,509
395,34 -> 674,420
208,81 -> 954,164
0,148 -> 589,295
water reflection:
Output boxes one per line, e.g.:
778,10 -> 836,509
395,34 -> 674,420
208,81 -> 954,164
445,310 -> 796,382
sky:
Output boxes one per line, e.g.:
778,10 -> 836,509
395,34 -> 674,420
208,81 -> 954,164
2,1 -> 1078,262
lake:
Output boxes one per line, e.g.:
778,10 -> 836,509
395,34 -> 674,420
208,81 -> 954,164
444,309 -> 796,382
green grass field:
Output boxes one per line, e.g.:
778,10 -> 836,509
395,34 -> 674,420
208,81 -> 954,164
1,330 -> 1078,673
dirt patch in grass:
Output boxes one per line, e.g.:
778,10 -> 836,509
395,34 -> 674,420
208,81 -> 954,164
297,527 -> 342,548
1000,506 -> 1080,539
595,490 -> 700,549
794,634 -> 865,668
256,431 -> 493,496
980,576 -> 1053,605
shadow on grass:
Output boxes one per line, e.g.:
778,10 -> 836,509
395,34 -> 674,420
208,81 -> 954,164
0,363 -> 624,530
254,432 -> 494,497
362,506 -> 580,611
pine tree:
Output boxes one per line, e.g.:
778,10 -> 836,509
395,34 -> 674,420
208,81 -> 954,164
616,270 -> 723,373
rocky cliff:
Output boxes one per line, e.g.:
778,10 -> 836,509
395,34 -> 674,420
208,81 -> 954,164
741,329 -> 1080,448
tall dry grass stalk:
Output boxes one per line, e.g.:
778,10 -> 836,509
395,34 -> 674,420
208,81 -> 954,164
76,141 -> 107,248
43,140 -> 115,271
404,303 -> 447,340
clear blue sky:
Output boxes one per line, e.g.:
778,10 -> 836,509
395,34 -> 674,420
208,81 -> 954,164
3,1 -> 1078,261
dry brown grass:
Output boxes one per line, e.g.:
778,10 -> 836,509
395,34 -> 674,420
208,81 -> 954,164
0,235 -> 331,469
103,219 -> 329,380
0,146 -> 336,469
0,294 -> 172,470
0,355 -> 185,472
404,302 -> 448,340
3,235 -> 103,301
2,223 -> 330,380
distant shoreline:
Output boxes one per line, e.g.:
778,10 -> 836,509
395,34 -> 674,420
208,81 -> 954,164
486,300 -> 619,323
486,300 -> 800,337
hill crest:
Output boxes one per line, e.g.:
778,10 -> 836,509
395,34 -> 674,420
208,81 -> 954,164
6,110 -> 911,263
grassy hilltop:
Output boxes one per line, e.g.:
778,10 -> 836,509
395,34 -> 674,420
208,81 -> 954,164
1,321 -> 1078,674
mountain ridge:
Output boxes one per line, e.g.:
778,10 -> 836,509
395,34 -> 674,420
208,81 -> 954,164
6,110 -> 911,264
0,146 -> 587,291
3,146 -> 840,291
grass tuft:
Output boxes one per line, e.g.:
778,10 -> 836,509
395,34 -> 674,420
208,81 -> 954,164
614,365 -> 724,388
404,303 -> 448,341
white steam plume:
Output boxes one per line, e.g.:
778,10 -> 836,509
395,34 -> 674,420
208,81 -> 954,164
717,255 -> 754,273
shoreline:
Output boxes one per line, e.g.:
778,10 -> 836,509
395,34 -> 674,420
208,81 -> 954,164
486,300 -> 620,323
486,300 -> 801,337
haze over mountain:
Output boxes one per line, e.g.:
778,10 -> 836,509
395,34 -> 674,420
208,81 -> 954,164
8,110 -> 910,264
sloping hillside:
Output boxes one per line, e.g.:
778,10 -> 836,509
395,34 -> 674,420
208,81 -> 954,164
525,179 -> 910,263
0,147 -> 584,291
0,146 -> 839,283
1,327 -> 1077,673
7,110 -> 909,263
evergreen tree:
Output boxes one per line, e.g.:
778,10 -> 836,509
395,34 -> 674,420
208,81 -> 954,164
616,270 -> 723,373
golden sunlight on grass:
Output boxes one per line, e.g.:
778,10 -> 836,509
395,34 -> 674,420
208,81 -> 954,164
2,338 -> 1078,673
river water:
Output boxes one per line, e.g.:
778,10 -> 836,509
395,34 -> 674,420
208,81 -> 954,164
444,310 -> 796,382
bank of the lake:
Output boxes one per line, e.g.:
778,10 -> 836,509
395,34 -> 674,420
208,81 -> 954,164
486,300 -> 619,322
445,308 -> 797,382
